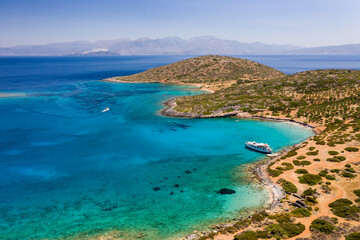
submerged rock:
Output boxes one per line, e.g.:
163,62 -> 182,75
185,170 -> 192,174
217,188 -> 236,195
174,184 -> 180,187
153,187 -> 161,191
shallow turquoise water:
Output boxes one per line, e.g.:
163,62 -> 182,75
0,80 -> 314,239
2,55 -> 347,239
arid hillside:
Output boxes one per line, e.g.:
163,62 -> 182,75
105,55 -> 286,91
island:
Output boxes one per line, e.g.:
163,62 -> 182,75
105,55 -> 360,240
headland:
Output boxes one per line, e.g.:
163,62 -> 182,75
105,55 -> 360,240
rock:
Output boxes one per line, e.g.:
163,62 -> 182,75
174,184 -> 180,187
153,187 -> 160,191
185,170 -> 192,174
217,188 -> 236,195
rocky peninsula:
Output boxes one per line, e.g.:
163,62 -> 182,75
104,55 -> 360,240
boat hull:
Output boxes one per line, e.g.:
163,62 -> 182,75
245,144 -> 272,154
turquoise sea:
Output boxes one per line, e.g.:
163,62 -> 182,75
0,55 -> 358,239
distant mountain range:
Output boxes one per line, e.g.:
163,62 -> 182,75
0,36 -> 359,56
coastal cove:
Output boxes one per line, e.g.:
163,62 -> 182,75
0,56 -> 358,239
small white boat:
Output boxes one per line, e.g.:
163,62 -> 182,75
245,141 -> 272,154
101,107 -> 110,112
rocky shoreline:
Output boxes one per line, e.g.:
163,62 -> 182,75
161,98 -> 317,132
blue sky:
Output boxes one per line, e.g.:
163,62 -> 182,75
0,0 -> 359,47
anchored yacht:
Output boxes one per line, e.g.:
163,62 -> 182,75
245,141 -> 272,154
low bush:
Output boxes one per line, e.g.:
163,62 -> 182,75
345,147 -> 359,152
233,219 -> 251,230
318,170 -> 328,177
295,169 -> 308,174
267,167 -> 283,177
281,162 -> 294,171
329,198 -> 360,218
298,174 -> 322,185
353,190 -> 360,198
325,175 -> 336,180
345,167 -> 356,173
255,230 -> 272,239
269,213 -> 291,223
328,151 -> 339,155
234,231 -> 258,240
296,156 -> 306,160
306,151 -> 319,156
293,160 -> 311,166
346,232 -> 360,240
309,146 -> 315,150
266,223 -> 305,239
329,198 -> 353,208
278,179 -> 297,193
303,188 -> 315,196
251,211 -> 269,222
327,156 -> 346,162
342,172 -> 356,178
301,160 -> 311,166
313,158 -> 321,161
291,208 -> 311,217
310,219 -> 335,234
293,160 -> 301,166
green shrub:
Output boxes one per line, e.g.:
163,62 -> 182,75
330,169 -> 340,173
293,160 -> 301,166
297,156 -> 306,160
255,230 -> 272,239
298,174 -> 322,185
325,175 -> 336,180
353,190 -> 360,198
318,170 -> 328,177
309,147 -> 315,150
269,213 -> 291,223
310,219 -> 335,234
251,211 -> 269,222
313,158 -> 321,161
234,231 -> 258,240
233,219 -> 251,229
291,208 -> 311,217
329,198 -> 353,208
329,198 -> 360,218
293,160 -> 311,166
303,188 -> 315,196
266,223 -> 305,239
295,169 -> 308,174
345,167 -> 356,173
278,179 -> 297,193
345,147 -> 359,152
342,172 -> 356,178
328,151 -> 339,155
346,232 -> 360,240
286,151 -> 297,158
267,167 -> 283,177
327,156 -> 346,162
306,151 -> 319,156
331,205 -> 359,218
301,160 -> 311,166
281,162 -> 294,171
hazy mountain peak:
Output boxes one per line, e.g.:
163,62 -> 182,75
0,37 -> 358,56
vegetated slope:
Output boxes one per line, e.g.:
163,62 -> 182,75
174,69 -> 360,122
107,55 -> 286,85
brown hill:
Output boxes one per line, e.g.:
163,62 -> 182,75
105,55 -> 286,90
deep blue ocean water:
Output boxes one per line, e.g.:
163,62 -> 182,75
0,55 -> 358,239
